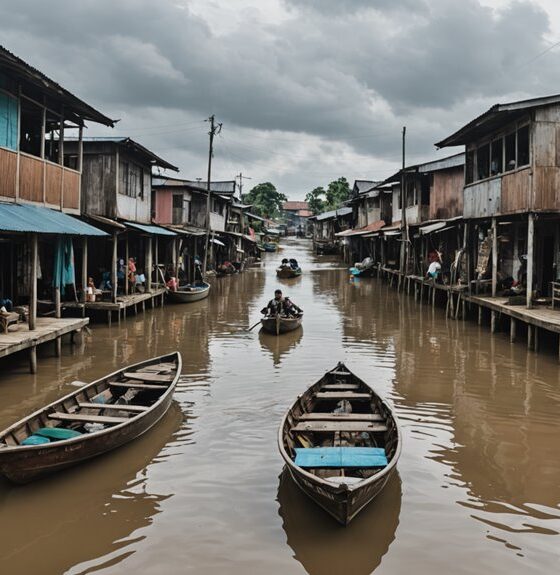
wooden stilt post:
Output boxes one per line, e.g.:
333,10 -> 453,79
81,236 -> 88,303
478,306 -> 482,325
527,324 -> 533,350
111,231 -> 118,304
125,233 -> 129,295
146,236 -> 153,294
527,213 -> 534,309
29,233 -> 38,331
29,346 -> 37,374
491,311 -> 497,333
534,326 -> 539,352
491,217 -> 498,298
510,318 -> 516,343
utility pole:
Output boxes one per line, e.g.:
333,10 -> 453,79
236,172 -> 252,199
400,126 -> 408,280
202,114 -> 222,277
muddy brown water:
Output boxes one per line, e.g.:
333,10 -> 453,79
1,238 -> 559,575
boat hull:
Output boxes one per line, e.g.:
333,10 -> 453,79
276,267 -> 302,279
278,362 -> 401,525
0,353 -> 181,483
261,316 -> 302,335
168,282 -> 210,303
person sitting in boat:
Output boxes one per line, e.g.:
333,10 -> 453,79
280,258 -> 290,268
283,296 -> 302,317
289,258 -> 299,270
261,289 -> 285,316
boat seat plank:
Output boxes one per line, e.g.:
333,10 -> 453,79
110,382 -> 168,391
330,371 -> 351,376
321,384 -> 360,391
295,447 -> 388,468
315,392 -> 371,400
48,412 -> 129,424
298,413 -> 384,422
77,402 -> 148,413
122,372 -> 174,383
292,421 -> 388,433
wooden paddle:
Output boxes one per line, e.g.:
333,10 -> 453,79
246,319 -> 262,332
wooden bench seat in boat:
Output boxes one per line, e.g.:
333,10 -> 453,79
122,372 -> 174,383
292,421 -> 388,433
298,413 -> 384,422
77,402 -> 148,413
321,383 -> 360,391
295,447 -> 388,468
315,392 -> 371,401
110,382 -> 168,391
330,371 -> 351,376
48,412 -> 129,424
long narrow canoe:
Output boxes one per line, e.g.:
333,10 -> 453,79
276,266 -> 302,279
278,362 -> 401,525
168,282 -> 210,303
261,314 -> 303,335
263,242 -> 278,252
0,352 -> 182,483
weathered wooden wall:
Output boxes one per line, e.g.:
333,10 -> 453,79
430,167 -> 464,220
501,168 -> 530,213
0,147 -> 17,198
80,151 -> 117,218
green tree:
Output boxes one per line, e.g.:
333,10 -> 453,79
305,186 -> 326,215
325,177 -> 350,210
243,182 -> 287,218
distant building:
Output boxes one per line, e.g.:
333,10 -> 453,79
282,201 -> 313,236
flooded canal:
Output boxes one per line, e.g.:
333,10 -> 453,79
1,238 -> 559,575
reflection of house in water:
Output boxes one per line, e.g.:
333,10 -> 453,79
277,468 -> 401,575
0,403 -> 183,574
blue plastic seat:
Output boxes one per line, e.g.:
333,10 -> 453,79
295,447 -> 388,468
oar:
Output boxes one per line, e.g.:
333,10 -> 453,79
246,319 -> 262,332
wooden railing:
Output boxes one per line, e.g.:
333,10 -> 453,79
0,147 -> 80,211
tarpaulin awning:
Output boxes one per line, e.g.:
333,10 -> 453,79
0,203 -> 108,236
124,221 -> 177,236
336,220 -> 386,237
164,224 -> 206,236
418,221 -> 447,236
85,214 -> 126,230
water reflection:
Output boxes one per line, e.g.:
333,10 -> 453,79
278,468 -> 401,575
0,403 -> 183,575
258,328 -> 303,367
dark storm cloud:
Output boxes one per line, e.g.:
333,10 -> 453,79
0,0 -> 557,195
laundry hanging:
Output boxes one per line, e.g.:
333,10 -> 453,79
52,237 -> 75,295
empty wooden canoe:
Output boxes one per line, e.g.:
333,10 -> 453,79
261,314 -> 303,335
278,362 -> 401,525
0,352 -> 181,483
168,282 -> 210,303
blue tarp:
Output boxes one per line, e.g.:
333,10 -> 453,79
0,203 -> 108,236
124,221 -> 177,236
0,91 -> 18,150
295,447 -> 388,469
53,237 -> 75,294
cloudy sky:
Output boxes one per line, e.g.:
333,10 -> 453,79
2,0 -> 560,198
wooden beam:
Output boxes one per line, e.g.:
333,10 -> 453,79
111,231 -> 118,303
491,217 -> 497,297
77,402 -> 148,413
146,236 -> 153,293
29,233 -> 38,331
298,413 -> 384,422
527,213 -> 534,309
292,421 -> 388,433
48,412 -> 127,424
124,234 -> 129,295
81,236 -> 88,303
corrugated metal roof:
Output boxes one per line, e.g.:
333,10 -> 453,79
123,221 -> 177,236
336,220 -> 386,237
0,203 -> 108,236
283,201 -> 309,211
315,206 -> 353,221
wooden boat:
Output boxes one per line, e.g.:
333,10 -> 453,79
261,313 -> 303,335
167,281 -> 210,303
276,266 -> 302,279
278,362 -> 401,525
0,352 -> 182,483
263,242 -> 277,252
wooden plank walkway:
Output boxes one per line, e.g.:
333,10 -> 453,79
62,287 -> 166,324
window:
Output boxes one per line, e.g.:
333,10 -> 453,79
490,138 -> 503,175
19,98 -> 43,157
466,150 -> 475,184
406,180 -> 415,207
517,125 -> 529,166
119,160 -> 144,197
477,143 -> 490,180
421,178 -> 430,206
505,132 -> 516,171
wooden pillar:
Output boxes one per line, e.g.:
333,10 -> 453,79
173,237 -> 179,279
111,232 -> 118,303
55,286 -> 61,318
81,236 -> 88,303
29,233 -> 38,331
491,311 -> 497,333
527,324 -> 533,350
478,306 -> 482,326
491,217 -> 498,297
29,346 -> 37,374
124,234 -> 129,295
146,236 -> 153,293
510,318 -> 516,343
155,236 -> 160,285
534,327 -> 539,352
527,213 -> 534,309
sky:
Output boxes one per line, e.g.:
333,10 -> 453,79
2,0 -> 560,199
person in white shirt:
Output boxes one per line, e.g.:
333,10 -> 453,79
426,260 -> 441,280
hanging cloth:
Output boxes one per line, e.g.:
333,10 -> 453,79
53,237 -> 75,296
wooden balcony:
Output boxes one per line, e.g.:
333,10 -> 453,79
0,147 -> 80,212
